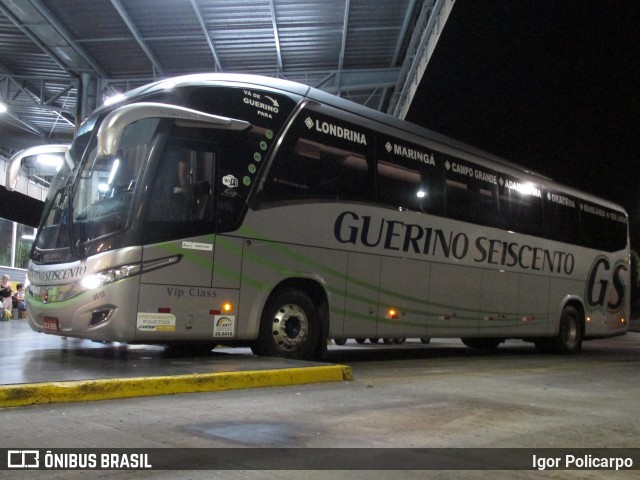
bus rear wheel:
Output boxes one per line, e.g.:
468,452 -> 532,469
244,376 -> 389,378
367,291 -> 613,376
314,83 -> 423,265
535,306 -> 582,354
253,288 -> 320,360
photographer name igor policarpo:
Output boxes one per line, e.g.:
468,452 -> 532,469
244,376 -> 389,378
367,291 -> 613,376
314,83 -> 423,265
533,454 -> 633,471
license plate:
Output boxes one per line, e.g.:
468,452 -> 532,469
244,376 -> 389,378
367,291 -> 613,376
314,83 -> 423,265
43,317 -> 59,332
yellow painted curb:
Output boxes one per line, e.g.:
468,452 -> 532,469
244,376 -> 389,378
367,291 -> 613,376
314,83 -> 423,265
0,364 -> 353,408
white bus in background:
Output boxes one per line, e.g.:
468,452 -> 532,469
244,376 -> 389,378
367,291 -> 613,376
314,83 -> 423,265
8,74 -> 629,359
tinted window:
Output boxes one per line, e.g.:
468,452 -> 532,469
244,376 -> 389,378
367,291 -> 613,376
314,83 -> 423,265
143,135 -> 216,243
263,110 -> 374,203
376,137 -> 443,214
580,202 -> 628,251
445,158 -> 499,226
498,175 -> 543,235
544,191 -> 580,244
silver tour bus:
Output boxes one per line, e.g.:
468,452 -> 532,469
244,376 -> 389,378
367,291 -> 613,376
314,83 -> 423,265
8,74 -> 629,359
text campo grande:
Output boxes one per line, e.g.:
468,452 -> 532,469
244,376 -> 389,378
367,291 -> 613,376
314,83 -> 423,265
334,211 -> 575,275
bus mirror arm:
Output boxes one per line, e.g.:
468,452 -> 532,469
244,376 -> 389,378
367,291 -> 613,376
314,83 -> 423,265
96,102 -> 251,159
5,144 -> 71,191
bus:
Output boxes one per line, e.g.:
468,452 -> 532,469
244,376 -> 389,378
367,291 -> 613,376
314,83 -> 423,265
7,73 -> 629,359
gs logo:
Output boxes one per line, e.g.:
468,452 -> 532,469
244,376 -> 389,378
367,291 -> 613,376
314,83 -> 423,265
585,256 -> 627,312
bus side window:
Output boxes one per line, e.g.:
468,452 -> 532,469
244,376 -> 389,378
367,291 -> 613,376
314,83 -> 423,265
375,139 -> 442,214
147,149 -> 189,222
580,203 -> 628,252
444,159 -> 499,227
498,178 -> 543,235
263,116 -> 374,204
192,180 -> 212,220
144,143 -> 216,243
377,159 -> 424,211
543,193 -> 579,244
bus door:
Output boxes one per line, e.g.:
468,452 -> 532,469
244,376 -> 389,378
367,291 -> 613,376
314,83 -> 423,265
137,137 -> 218,339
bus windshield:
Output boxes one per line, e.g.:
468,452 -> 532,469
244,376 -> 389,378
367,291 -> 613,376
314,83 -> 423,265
34,116 -> 99,257
32,83 -> 297,263
34,116 -> 157,259
72,118 -> 158,245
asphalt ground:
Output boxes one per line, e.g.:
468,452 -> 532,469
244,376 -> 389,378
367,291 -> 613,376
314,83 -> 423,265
1,319 -> 639,479
0,319 -> 350,407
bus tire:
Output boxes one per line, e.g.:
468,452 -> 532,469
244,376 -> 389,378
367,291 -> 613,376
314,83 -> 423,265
355,338 -> 366,344
548,305 -> 583,354
334,338 -> 347,345
253,288 -> 320,360
461,337 -> 503,350
368,337 -> 380,343
420,337 -> 431,344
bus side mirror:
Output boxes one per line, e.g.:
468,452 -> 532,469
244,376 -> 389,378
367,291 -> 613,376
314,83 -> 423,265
6,144 -> 70,191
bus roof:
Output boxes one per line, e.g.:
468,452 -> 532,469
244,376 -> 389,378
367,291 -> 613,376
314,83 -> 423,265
95,73 -> 626,215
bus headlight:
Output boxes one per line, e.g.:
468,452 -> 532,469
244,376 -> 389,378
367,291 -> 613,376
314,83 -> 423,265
79,263 -> 141,290
78,255 -> 181,291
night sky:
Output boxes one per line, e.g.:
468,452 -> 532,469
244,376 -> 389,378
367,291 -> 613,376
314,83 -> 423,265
406,1 -> 640,248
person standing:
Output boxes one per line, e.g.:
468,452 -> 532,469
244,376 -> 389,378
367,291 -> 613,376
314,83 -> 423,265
0,274 -> 13,315
14,283 -> 26,317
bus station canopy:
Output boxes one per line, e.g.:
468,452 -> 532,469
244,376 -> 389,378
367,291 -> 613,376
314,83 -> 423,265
0,0 -> 455,155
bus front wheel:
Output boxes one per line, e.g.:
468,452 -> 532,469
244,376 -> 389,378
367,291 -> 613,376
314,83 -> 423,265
253,288 -> 320,360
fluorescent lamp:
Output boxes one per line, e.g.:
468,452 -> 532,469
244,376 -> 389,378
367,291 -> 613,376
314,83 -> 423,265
37,153 -> 64,169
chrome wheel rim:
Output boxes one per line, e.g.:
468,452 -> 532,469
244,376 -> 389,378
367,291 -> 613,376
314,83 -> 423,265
271,303 -> 308,352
